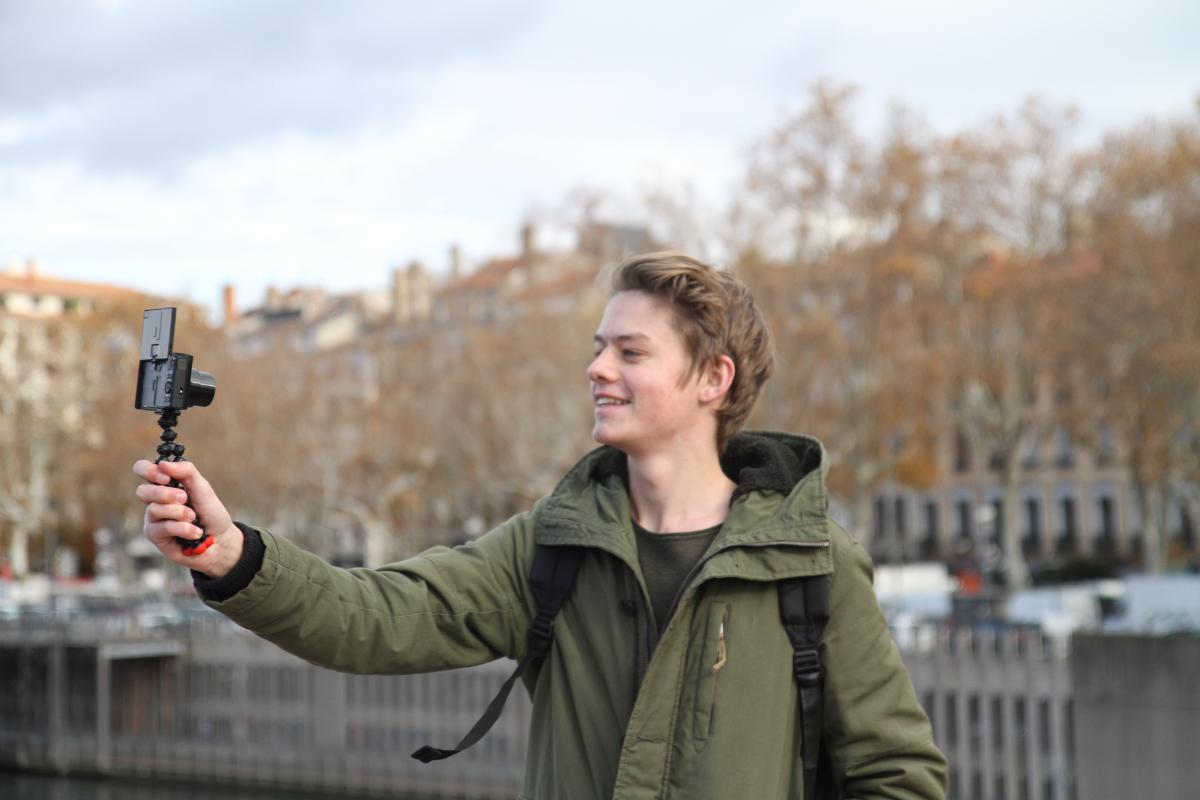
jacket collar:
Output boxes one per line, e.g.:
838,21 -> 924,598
535,432 -> 832,559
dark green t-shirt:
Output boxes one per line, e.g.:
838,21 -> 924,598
633,519 -> 722,635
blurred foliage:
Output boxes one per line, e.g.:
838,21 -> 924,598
2,83 -> 1197,587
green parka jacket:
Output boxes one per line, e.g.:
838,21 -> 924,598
204,432 -> 947,799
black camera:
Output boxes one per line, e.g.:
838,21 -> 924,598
135,307 -> 215,412
135,307 -> 217,554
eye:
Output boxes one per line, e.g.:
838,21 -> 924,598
622,349 -> 641,359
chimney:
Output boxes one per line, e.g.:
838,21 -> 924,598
25,258 -> 38,280
520,222 -> 536,263
448,244 -> 462,281
391,266 -> 410,324
222,284 -> 238,326
408,260 -> 432,321
266,285 -> 281,309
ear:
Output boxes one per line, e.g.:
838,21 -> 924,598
699,355 -> 736,406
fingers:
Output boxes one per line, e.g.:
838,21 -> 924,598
136,483 -> 190,505
146,502 -> 197,524
132,459 -> 202,487
134,458 -> 235,569
144,518 -> 206,544
133,459 -> 173,485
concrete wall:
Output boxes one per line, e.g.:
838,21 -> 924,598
1070,634 -> 1200,800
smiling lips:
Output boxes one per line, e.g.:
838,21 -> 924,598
594,395 -> 630,407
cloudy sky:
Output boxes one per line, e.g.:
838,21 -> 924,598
1,0 -> 1196,317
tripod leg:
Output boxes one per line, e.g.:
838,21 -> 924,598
155,411 -> 212,556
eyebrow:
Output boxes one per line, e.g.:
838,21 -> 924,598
593,333 -> 650,346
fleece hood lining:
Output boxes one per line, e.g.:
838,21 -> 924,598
586,431 -> 824,501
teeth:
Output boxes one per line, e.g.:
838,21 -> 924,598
596,398 -> 629,406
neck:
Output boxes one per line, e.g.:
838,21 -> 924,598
626,441 -> 736,533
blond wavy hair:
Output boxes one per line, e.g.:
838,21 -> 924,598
611,252 -> 775,452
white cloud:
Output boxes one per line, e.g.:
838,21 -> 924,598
0,0 -> 1196,315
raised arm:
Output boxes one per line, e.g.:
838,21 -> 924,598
133,459 -> 538,675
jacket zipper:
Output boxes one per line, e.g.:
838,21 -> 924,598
708,611 -> 728,733
660,538 -> 830,638
632,538 -> 829,684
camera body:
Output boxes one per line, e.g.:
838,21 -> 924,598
135,307 -> 215,412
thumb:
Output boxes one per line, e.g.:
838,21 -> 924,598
156,459 -> 199,488
158,460 -> 215,508
157,460 -> 233,534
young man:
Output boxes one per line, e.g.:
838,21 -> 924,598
135,252 -> 947,799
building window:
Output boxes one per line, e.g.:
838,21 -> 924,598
1180,505 -> 1196,550
874,496 -> 887,542
1057,495 -> 1078,555
921,500 -> 939,558
955,429 -> 971,473
1096,495 -> 1116,554
894,496 -> 908,556
1021,438 -> 1041,470
1055,427 -> 1076,469
1024,497 -> 1042,556
990,498 -> 1004,546
957,500 -> 973,541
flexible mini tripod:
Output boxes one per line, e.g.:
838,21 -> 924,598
135,306 -> 217,557
154,408 -> 212,554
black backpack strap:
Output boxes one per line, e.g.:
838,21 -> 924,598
778,575 -> 830,800
412,544 -> 585,763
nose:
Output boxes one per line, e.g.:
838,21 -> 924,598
587,347 -> 617,385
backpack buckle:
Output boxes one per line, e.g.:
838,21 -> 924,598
793,646 -> 821,687
528,614 -> 555,658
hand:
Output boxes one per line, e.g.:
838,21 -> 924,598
133,459 -> 244,579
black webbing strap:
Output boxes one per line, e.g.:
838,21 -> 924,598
412,544 -> 585,763
778,575 -> 830,800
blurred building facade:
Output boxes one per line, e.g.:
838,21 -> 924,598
868,422 -> 1198,574
0,261 -> 149,578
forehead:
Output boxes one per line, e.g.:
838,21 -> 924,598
595,290 -> 681,340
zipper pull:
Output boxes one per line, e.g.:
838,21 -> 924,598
712,620 -> 727,673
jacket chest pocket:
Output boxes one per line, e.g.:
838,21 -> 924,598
688,601 -> 729,743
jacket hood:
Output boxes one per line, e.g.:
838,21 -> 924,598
535,431 -> 832,553
585,430 -> 826,503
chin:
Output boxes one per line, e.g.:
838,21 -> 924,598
592,422 -> 627,450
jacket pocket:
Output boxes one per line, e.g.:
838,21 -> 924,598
690,601 -> 729,742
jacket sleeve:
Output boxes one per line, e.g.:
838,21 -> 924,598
821,521 -> 949,799
199,509 -> 539,675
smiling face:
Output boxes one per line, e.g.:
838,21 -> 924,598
587,290 -> 721,458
